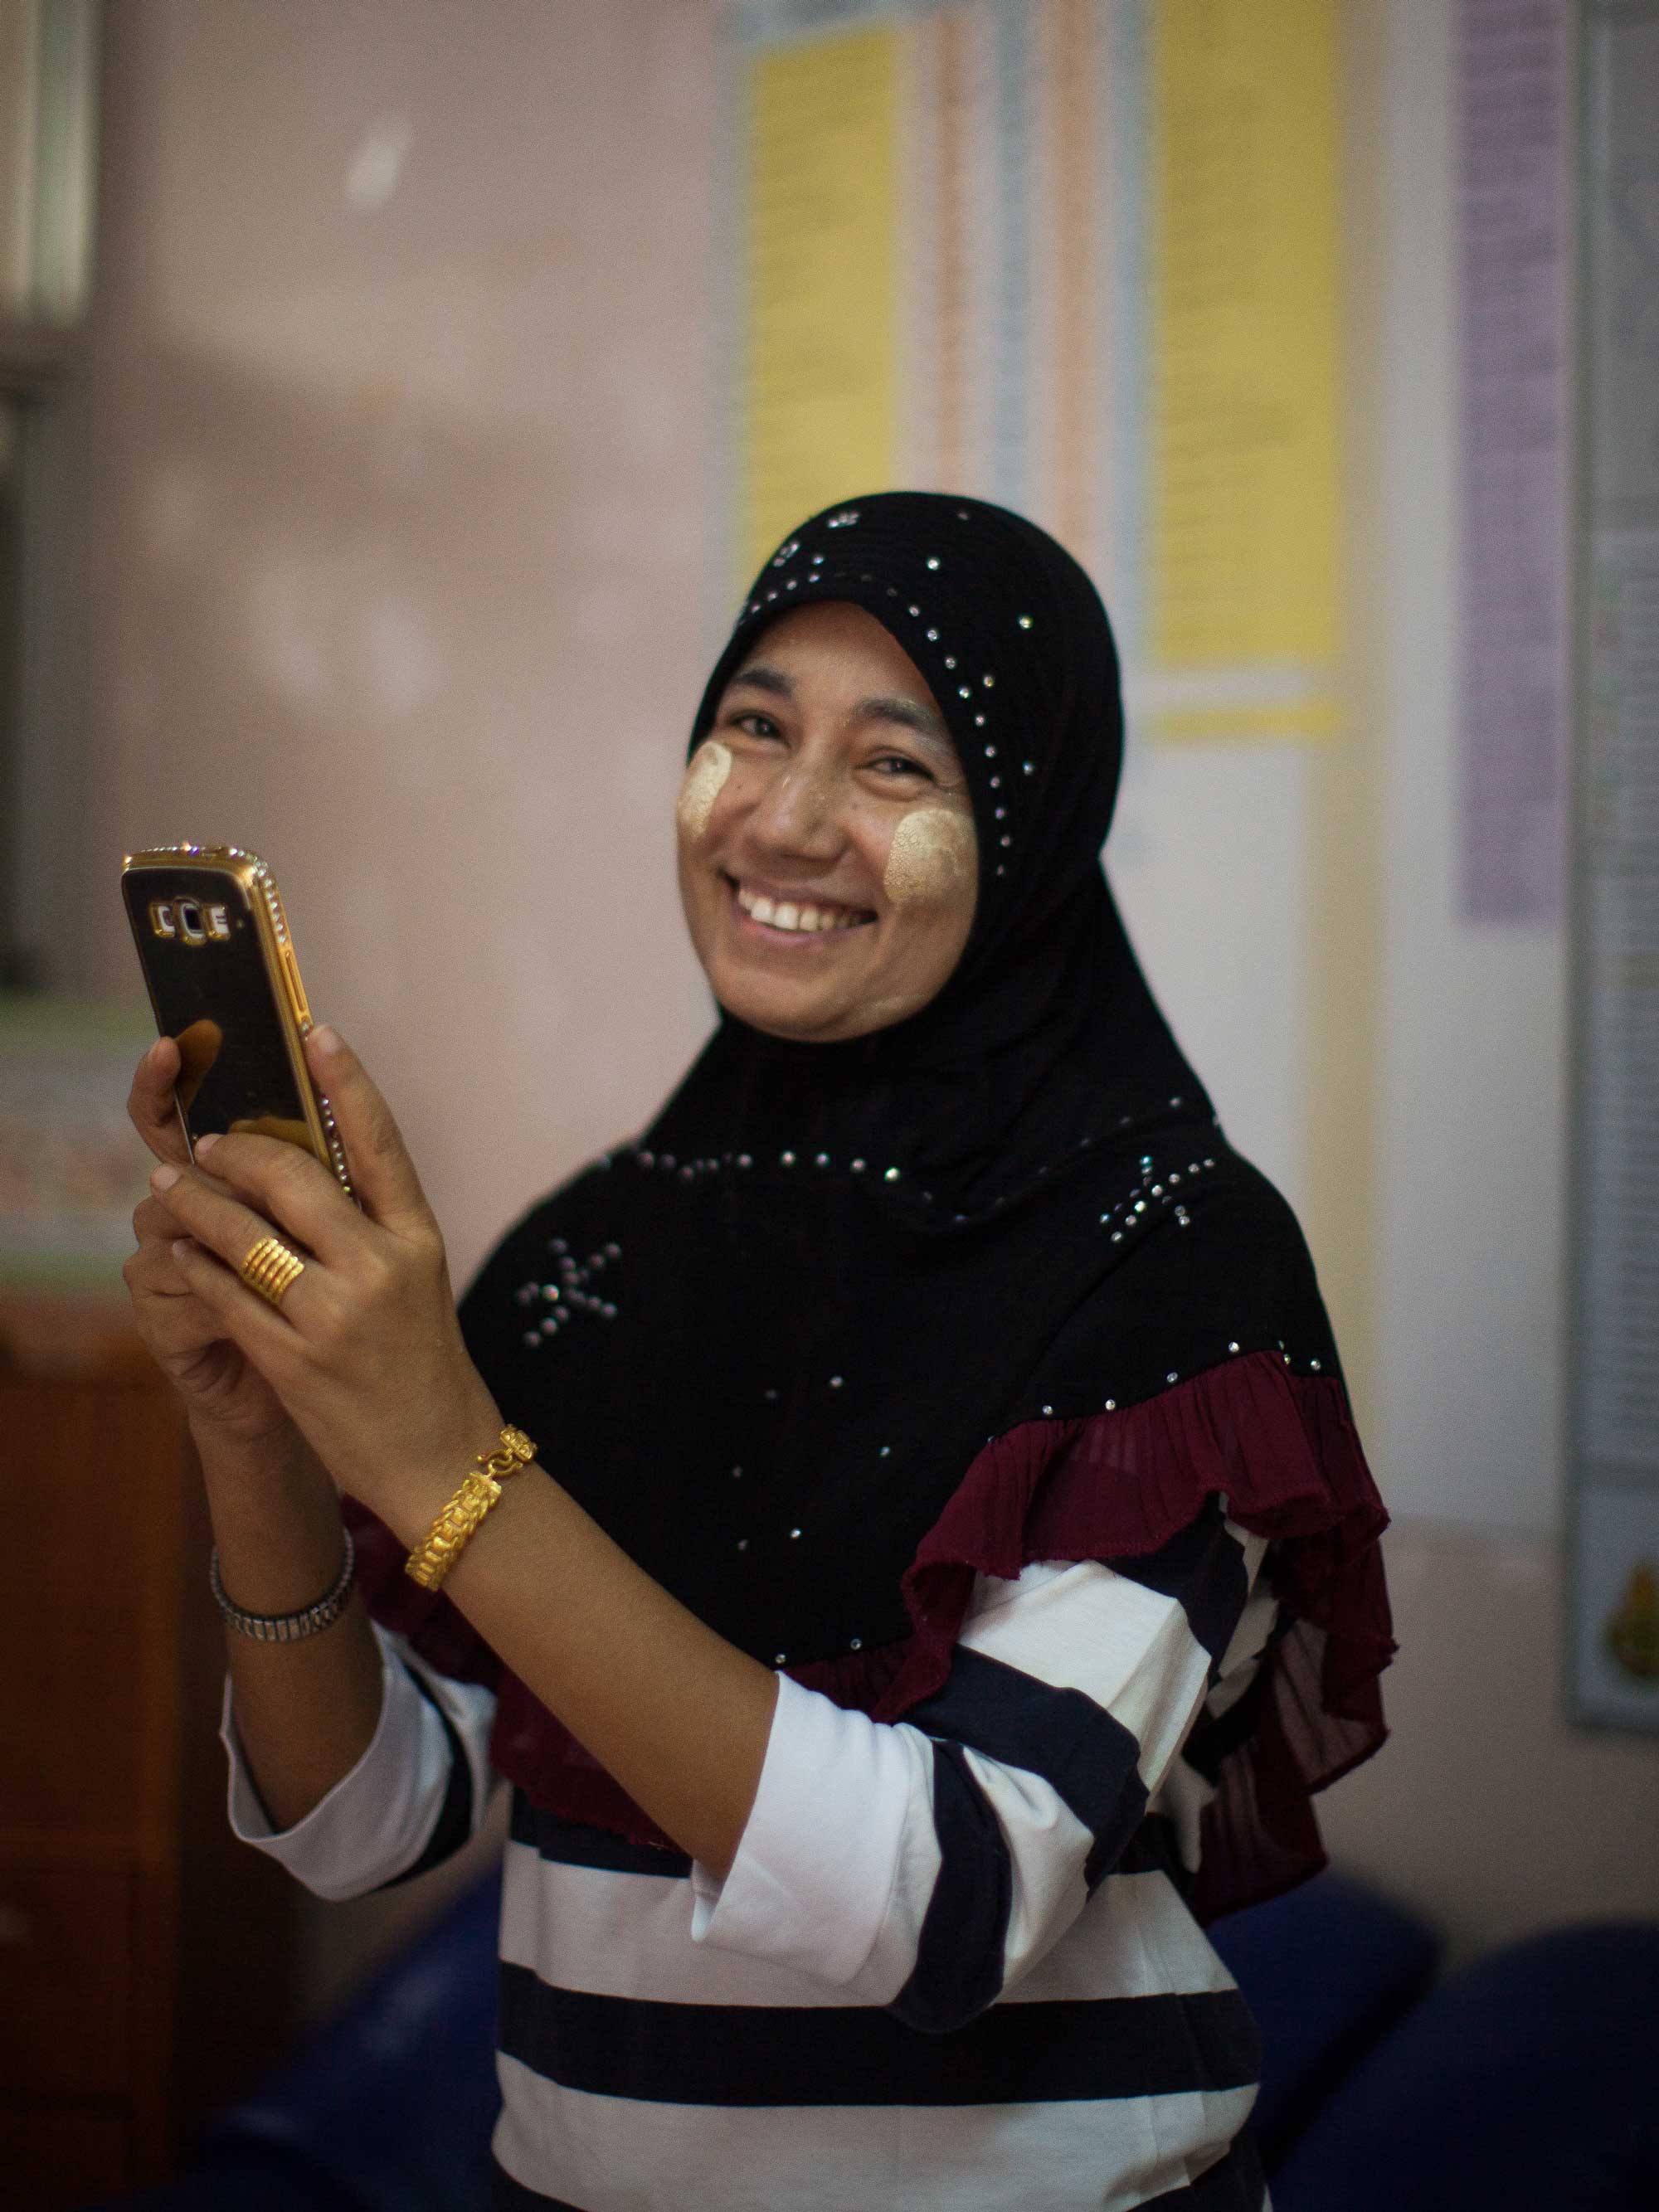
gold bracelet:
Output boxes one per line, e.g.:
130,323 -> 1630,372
404,1425 -> 538,1591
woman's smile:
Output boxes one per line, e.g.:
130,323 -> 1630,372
727,875 -> 877,938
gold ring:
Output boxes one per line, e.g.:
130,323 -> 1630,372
241,1233 -> 305,1309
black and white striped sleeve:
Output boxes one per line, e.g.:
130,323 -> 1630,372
690,1498 -> 1271,2031
221,1625 -> 498,1900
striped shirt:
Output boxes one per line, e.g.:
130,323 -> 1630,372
225,1498 -> 1278,2210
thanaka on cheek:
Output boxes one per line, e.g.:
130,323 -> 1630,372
677,739 -> 733,843
883,805 -> 976,908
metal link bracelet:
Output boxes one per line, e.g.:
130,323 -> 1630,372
211,1528 -> 357,1642
404,1426 -> 538,1591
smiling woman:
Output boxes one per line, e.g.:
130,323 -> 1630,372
122,492 -> 1394,2212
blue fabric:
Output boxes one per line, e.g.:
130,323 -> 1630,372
95,2147 -> 362,2212
1207,1869 -> 1441,2164
1269,1920 -> 1659,2211
95,1872 -> 504,2212
202,1867 -> 502,2212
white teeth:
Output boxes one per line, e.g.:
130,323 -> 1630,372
736,881 -> 868,932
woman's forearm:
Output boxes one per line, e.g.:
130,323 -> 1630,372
381,1460 -> 778,1879
197,1420 -> 385,1831
202,1416 -> 774,1868
146,1037 -> 776,1872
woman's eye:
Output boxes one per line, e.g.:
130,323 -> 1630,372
872,753 -> 932,781
727,711 -> 781,740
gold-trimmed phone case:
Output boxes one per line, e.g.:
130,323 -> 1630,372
120,844 -> 354,1197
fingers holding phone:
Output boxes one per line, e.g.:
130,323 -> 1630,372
123,1186 -> 290,1441
119,847 -> 360,1448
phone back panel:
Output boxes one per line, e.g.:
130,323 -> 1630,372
121,859 -> 319,1155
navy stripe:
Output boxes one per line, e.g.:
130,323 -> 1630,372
903,1644 -> 1146,1843
1137,2127 -> 1267,2208
378,1663 -> 474,1888
890,1739 -> 1013,2033
1083,1763 -> 1153,1891
498,1964 -> 1262,2108
1180,1666 -> 1270,1787
1106,1500 -> 1251,1670
1113,1811 -> 1191,1890
509,1792 -> 691,1878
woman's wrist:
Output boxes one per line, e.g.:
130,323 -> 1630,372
194,1421 -> 354,1619
188,1407 -> 313,1486
353,1389 -> 511,1555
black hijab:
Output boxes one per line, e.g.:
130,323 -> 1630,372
350,493 -> 1393,1922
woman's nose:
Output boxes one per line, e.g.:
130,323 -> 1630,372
748,756 -> 843,857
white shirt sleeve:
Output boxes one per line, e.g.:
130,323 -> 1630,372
692,1510 -> 1273,2029
221,1623 -> 499,1901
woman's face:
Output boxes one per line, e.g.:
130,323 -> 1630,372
677,600 -> 979,1043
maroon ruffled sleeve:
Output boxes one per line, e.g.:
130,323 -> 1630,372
343,1349 -> 1394,1919
854,1348 -> 1395,1922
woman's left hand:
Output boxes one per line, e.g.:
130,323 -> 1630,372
148,1026 -> 502,1535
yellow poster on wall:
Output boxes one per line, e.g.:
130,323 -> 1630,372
741,26 -> 900,579
728,0 -> 1345,742
1145,0 -> 1342,738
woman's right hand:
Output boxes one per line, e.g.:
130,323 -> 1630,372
124,1037 -> 292,1444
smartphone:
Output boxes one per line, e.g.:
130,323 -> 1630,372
120,844 -> 353,1196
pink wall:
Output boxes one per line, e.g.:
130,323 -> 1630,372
85,0 -> 721,1291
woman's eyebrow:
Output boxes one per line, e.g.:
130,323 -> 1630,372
723,664 -> 954,754
727,663 -> 792,700
859,694 -> 951,746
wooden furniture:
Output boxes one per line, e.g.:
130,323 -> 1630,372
0,1349 -> 296,2203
